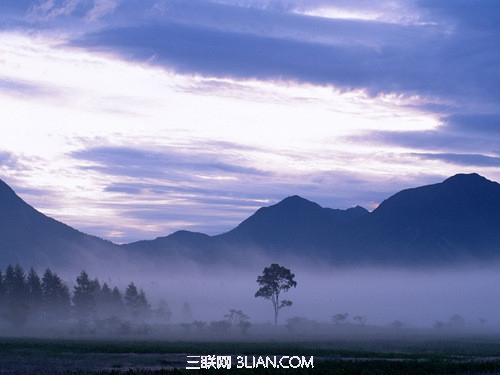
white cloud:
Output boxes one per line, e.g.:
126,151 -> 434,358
28,0 -> 81,20
27,0 -> 119,21
86,0 -> 120,21
0,31 -> 459,242
293,6 -> 382,21
211,0 -> 424,25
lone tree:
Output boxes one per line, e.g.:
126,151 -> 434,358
255,263 -> 297,325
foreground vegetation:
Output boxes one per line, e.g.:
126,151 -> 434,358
1,334 -> 500,374
2,264 -> 500,373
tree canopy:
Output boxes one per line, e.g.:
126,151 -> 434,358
255,263 -> 297,325
0,265 -> 155,332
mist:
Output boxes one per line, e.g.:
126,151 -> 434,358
143,262 -> 500,328
49,254 -> 500,326
3,249 -> 500,339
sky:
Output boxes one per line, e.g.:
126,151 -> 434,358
0,0 -> 499,244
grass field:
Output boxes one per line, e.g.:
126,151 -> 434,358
1,333 -> 500,374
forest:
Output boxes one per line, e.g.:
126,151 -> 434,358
0,264 -> 258,338
0,264 -> 170,334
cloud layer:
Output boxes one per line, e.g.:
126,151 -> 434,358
0,0 -> 499,242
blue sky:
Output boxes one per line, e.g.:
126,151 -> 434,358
0,0 -> 499,243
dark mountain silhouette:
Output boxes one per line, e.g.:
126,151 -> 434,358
351,173 -> 500,264
1,173 -> 500,267
0,179 -> 118,268
218,195 -> 368,255
121,196 -> 369,262
122,230 -> 217,262
122,173 -> 500,265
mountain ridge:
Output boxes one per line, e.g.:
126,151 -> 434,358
0,179 -> 119,268
1,173 -> 500,267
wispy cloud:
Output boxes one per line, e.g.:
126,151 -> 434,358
444,114 -> 500,136
0,151 -> 19,169
27,0 -> 119,21
86,0 -> 120,21
71,145 -> 270,180
28,0 -> 83,20
352,112 -> 500,160
411,153 -> 500,168
66,0 -> 500,110
0,77 -> 60,98
0,0 -> 499,242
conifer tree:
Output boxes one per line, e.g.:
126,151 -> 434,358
137,288 -> 151,320
110,286 -> 124,317
124,283 -> 151,321
181,301 -> 193,323
2,264 -> 30,328
27,267 -> 43,320
73,270 -> 100,326
96,282 -> 112,318
124,282 -> 139,320
41,268 -> 71,321
96,282 -> 125,318
155,299 -> 172,321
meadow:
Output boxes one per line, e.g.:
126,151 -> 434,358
2,329 -> 500,374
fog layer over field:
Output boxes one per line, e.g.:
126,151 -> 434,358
67,257 -> 500,329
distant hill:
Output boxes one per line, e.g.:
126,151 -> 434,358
122,230 -> 217,263
217,195 -> 368,256
125,173 -> 500,265
1,173 -> 500,268
0,179 -> 118,268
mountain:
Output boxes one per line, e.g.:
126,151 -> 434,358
122,230 -> 217,263
352,173 -> 500,264
122,196 -> 369,263
218,195 -> 368,254
1,173 -> 500,268
216,173 -> 500,264
0,179 -> 118,268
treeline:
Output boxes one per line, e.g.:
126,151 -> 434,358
0,264 -> 170,333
